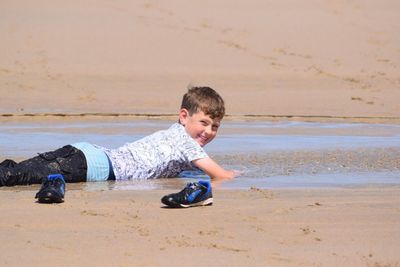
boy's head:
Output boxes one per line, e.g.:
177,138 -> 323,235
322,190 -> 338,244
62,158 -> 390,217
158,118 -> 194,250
179,86 -> 226,147
180,86 -> 225,120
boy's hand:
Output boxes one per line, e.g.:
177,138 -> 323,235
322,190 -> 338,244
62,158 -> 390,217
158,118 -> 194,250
193,158 -> 244,187
211,169 -> 243,188
232,169 -> 245,177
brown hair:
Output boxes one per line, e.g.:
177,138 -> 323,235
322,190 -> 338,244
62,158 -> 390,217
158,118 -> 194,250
181,86 -> 225,120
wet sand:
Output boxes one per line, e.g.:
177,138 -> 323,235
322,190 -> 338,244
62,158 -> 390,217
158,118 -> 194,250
1,119 -> 399,188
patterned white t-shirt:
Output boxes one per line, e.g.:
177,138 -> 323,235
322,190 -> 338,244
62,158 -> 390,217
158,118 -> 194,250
97,123 -> 208,180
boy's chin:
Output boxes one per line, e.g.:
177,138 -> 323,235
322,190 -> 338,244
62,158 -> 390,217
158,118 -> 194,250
195,139 -> 208,147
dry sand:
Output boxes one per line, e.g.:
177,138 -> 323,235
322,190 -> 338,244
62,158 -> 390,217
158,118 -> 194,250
1,1 -> 400,266
0,0 -> 399,121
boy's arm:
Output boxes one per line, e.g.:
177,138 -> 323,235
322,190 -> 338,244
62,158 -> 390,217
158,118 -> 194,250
192,157 -> 236,185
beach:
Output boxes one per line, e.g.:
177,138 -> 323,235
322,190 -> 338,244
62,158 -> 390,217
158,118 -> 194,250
1,0 -> 399,121
1,186 -> 399,267
1,0 -> 400,266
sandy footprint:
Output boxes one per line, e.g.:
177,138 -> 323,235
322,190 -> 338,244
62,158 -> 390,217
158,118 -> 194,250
80,209 -> 111,217
299,226 -> 322,242
0,68 -> 11,74
249,186 -> 274,199
218,40 -> 247,51
207,243 -> 247,253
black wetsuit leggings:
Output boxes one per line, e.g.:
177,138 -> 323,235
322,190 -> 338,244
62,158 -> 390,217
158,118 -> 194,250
0,145 -> 87,187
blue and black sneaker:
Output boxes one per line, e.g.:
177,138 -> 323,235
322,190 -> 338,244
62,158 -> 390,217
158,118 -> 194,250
161,180 -> 213,208
35,174 -> 66,203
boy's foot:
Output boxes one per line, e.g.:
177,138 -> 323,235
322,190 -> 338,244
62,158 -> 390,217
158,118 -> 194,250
161,180 -> 213,208
35,174 -> 65,203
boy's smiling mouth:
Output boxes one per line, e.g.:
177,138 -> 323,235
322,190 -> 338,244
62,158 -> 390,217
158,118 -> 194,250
197,134 -> 209,146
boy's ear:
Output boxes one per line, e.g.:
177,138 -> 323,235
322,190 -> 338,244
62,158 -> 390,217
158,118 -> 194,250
179,108 -> 189,125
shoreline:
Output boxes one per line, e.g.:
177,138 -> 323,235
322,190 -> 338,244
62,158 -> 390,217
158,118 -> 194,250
1,119 -> 399,189
1,175 -> 400,192
1,112 -> 400,124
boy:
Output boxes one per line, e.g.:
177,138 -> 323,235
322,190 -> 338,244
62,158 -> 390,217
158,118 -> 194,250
0,87 -> 236,206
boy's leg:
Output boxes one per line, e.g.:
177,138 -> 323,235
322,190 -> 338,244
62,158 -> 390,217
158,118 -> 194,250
0,145 -> 87,187
0,159 -> 18,168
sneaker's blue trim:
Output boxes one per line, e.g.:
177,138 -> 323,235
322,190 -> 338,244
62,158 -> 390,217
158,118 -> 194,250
187,188 -> 202,203
198,180 -> 212,195
48,174 -> 65,181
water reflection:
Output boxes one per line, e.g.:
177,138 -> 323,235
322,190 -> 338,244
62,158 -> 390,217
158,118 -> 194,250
1,120 -> 400,190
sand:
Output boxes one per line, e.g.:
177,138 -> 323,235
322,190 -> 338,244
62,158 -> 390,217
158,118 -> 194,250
1,0 -> 399,122
1,0 -> 400,266
1,186 -> 399,267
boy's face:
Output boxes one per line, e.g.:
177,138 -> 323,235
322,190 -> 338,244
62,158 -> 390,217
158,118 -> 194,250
179,109 -> 221,147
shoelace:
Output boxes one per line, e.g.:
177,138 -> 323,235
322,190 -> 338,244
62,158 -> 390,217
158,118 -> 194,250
44,178 -> 62,188
181,183 -> 199,197
186,183 -> 197,189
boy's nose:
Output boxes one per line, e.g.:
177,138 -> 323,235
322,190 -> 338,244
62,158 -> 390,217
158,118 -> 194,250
204,125 -> 212,135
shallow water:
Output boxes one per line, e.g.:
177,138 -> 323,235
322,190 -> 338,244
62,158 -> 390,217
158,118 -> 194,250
1,119 -> 399,190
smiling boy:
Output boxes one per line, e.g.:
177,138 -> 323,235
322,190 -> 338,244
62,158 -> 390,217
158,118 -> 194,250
0,87 -> 236,205
98,86 -> 236,184
177,87 -> 236,182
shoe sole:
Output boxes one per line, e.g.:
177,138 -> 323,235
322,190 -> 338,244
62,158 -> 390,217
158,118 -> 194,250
36,192 -> 64,203
178,197 -> 213,208
37,197 -> 64,204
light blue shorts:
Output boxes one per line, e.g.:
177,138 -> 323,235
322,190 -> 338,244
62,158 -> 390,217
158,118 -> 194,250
71,142 -> 110,182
